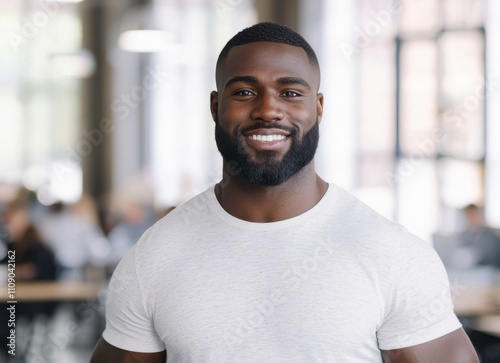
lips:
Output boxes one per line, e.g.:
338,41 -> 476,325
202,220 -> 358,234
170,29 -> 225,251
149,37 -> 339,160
243,128 -> 291,150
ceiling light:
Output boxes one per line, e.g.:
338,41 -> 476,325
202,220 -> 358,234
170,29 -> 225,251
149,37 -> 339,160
118,30 -> 173,53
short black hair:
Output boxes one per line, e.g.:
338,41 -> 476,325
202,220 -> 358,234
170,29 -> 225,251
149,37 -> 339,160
216,22 -> 320,84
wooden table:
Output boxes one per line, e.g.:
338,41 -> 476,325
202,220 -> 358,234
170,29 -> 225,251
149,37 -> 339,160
452,285 -> 500,316
0,281 -> 103,302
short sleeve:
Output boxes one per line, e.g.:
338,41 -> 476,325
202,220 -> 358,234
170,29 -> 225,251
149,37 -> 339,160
377,230 -> 462,350
102,235 -> 165,353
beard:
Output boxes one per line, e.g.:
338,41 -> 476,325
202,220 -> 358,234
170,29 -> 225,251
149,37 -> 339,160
215,119 -> 319,187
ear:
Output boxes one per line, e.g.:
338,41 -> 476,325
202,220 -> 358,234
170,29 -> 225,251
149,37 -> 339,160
210,91 -> 218,122
316,93 -> 324,124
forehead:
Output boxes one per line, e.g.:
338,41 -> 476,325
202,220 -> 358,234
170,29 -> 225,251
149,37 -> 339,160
217,42 -> 319,89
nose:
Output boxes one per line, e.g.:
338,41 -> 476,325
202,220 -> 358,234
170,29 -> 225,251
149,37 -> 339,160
250,92 -> 284,122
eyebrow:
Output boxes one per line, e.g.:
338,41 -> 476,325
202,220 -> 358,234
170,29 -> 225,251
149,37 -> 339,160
224,75 -> 311,90
224,76 -> 258,89
276,76 -> 311,90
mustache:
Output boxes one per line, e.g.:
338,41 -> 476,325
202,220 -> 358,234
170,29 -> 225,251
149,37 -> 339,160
240,122 -> 297,135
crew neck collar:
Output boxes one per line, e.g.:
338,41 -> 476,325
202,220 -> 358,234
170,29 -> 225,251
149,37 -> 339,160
207,183 -> 335,231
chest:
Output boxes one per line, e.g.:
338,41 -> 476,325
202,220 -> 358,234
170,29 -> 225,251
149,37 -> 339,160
147,240 -> 387,362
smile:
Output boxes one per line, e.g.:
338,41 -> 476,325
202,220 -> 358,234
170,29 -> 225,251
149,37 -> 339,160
244,131 -> 291,152
249,134 -> 287,142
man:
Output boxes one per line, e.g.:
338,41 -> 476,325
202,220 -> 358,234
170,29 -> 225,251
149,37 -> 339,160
458,204 -> 500,268
91,23 -> 478,362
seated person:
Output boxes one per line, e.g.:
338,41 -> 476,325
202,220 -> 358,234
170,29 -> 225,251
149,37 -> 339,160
0,203 -> 58,359
458,204 -> 500,269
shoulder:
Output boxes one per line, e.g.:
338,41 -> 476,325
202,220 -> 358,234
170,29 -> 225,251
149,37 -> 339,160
117,187 -> 217,272
326,183 -> 412,250
324,184 -> 443,282
328,183 -> 400,229
151,186 -> 216,234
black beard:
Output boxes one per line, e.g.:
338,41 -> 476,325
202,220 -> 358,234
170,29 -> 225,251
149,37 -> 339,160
215,119 -> 319,187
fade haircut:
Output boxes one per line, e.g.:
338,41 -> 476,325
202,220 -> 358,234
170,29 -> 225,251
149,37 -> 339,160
215,22 -> 320,88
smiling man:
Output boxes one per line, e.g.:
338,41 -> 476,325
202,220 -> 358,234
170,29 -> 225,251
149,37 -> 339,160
90,23 -> 478,363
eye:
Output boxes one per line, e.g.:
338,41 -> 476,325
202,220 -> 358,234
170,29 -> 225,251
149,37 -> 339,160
281,91 -> 301,97
234,90 -> 254,96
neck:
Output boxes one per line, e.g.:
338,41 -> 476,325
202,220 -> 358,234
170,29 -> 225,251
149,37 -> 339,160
215,162 -> 328,223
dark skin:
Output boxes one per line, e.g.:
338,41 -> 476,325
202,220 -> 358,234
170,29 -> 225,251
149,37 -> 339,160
90,338 -> 165,363
90,41 -> 478,362
211,42 -> 327,222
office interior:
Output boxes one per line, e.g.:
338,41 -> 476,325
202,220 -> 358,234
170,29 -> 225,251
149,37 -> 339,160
0,0 -> 500,362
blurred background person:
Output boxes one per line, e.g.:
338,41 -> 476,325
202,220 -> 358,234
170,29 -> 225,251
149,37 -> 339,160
106,201 -> 155,268
105,173 -> 157,269
0,201 -> 58,361
2,202 -> 56,284
457,204 -> 500,269
37,195 -> 111,281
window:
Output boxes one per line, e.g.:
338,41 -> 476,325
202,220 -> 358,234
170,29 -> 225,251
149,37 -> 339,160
0,0 -> 85,204
355,0 -> 489,239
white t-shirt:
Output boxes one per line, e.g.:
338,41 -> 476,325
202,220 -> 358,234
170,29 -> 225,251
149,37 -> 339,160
103,183 -> 461,362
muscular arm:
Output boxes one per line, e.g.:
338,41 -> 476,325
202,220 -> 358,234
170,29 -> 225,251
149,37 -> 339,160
90,337 -> 166,363
381,328 -> 478,363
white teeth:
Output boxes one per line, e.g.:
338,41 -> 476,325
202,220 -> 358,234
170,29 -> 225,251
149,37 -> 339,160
250,135 -> 286,141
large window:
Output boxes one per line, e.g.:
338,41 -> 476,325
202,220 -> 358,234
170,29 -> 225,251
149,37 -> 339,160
300,0 -> 500,240
0,0 -> 85,204
355,0 -> 490,240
